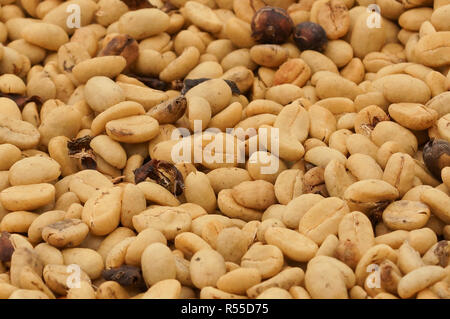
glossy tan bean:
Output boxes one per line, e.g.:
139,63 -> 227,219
0,184 -> 55,211
141,243 -> 176,287
241,244 -> 284,279
216,268 -> 261,295
265,227 -> 318,262
190,249 -> 226,289
81,187 -> 122,236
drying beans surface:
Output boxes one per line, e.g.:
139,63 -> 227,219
0,0 -> 449,300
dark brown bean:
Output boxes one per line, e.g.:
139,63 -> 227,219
251,7 -> 294,44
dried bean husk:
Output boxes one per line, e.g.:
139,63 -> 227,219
0,232 -> 14,262
102,265 -> 146,289
67,136 -> 97,170
134,159 -> 184,196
